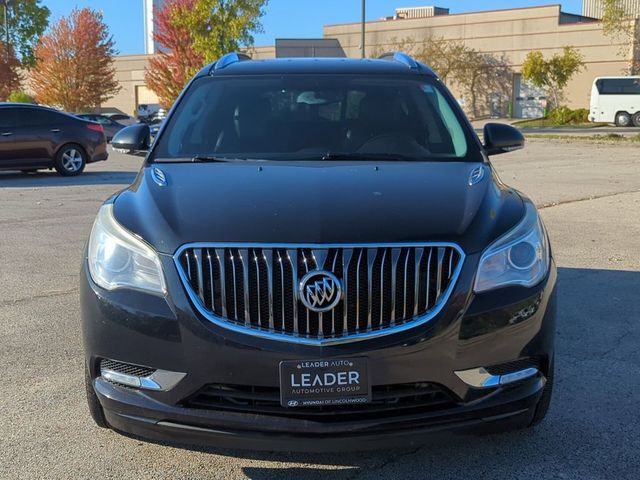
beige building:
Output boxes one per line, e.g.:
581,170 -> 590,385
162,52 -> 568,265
103,4 -> 640,119
582,0 -> 640,18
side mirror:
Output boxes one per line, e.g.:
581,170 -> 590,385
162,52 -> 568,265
112,124 -> 150,155
483,123 -> 524,156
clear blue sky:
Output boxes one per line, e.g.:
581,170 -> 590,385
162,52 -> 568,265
44,0 -> 583,55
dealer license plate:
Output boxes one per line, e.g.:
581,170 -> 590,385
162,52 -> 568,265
279,357 -> 371,408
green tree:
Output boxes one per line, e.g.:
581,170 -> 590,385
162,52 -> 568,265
7,90 -> 34,103
0,0 -> 50,67
146,0 -> 267,107
173,0 -> 268,63
522,47 -> 584,109
601,0 -> 640,74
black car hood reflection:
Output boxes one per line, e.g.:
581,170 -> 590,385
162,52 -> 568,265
113,160 -> 524,255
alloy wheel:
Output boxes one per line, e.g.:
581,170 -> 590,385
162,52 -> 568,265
61,148 -> 83,172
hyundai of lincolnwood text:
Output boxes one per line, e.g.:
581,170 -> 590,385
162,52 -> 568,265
81,52 -> 556,451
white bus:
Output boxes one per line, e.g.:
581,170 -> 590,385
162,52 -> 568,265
589,76 -> 640,127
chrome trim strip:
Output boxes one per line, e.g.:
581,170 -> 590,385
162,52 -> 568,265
413,247 -> 424,317
253,250 -> 261,327
366,249 -> 376,332
101,367 -> 186,391
263,249 -> 274,330
402,248 -> 410,318
287,249 -> 298,335
436,247 -> 444,299
206,250 -> 215,314
215,249 -> 226,318
454,367 -> 539,388
194,248 -> 204,304
239,249 -> 250,326
230,250 -> 239,320
389,248 -> 400,325
330,250 -> 339,335
173,242 -> 465,346
355,249 -> 363,331
380,248 -> 387,327
342,248 -> 353,335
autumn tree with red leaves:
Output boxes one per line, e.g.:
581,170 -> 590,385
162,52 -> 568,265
145,0 -> 204,108
0,45 -> 21,100
30,8 -> 120,111
145,0 -> 267,108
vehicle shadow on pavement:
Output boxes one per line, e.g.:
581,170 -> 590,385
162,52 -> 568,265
0,170 -> 137,188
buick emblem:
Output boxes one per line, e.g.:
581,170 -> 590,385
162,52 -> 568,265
299,270 -> 342,313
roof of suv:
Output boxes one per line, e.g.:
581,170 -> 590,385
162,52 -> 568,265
198,53 -> 438,78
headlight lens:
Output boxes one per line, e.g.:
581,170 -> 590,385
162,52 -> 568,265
88,204 -> 166,295
474,202 -> 550,293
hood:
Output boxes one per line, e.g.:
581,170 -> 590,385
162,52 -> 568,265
113,161 -> 524,255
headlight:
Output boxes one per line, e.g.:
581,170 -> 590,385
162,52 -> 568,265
88,204 -> 166,295
474,202 -> 550,293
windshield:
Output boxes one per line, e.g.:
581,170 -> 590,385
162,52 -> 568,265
152,75 -> 476,162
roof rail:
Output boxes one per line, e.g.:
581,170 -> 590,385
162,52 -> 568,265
378,52 -> 418,69
213,52 -> 252,72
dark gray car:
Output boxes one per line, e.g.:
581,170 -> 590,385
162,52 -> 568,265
0,103 -> 108,176
75,114 -> 125,142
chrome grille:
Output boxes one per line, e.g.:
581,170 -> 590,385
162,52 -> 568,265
175,244 -> 463,345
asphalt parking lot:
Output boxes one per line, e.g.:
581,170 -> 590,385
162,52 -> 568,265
1,139 -> 639,479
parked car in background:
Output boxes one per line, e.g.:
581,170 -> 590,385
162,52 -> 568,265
0,103 -> 108,176
136,103 -> 162,121
148,119 -> 164,144
138,108 -> 167,125
102,113 -> 137,126
589,76 -> 640,127
75,114 -> 126,142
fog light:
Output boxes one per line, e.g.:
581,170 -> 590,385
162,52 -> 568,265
454,365 -> 539,388
99,358 -> 186,391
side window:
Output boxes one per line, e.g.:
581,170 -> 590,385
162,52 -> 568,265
0,108 -> 27,127
420,84 -> 467,157
21,109 -> 68,127
599,78 -> 640,95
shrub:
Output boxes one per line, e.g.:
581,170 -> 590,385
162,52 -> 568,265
547,107 -> 589,125
8,91 -> 36,103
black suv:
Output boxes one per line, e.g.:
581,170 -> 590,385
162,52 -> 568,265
0,103 -> 108,175
82,53 -> 556,451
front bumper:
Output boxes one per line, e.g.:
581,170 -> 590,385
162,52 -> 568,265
81,253 -> 557,451
97,375 -> 544,452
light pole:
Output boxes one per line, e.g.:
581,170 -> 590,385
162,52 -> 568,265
2,0 -> 11,62
360,0 -> 365,58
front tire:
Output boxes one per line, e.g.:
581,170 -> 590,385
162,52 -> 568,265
54,144 -> 86,176
85,365 -> 108,428
632,112 -> 640,128
615,111 -> 632,127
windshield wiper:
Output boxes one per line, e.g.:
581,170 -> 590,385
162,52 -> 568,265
320,152 -> 423,161
191,155 -> 235,163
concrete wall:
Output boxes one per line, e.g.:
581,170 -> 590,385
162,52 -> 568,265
582,0 -> 640,18
104,55 -> 157,115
